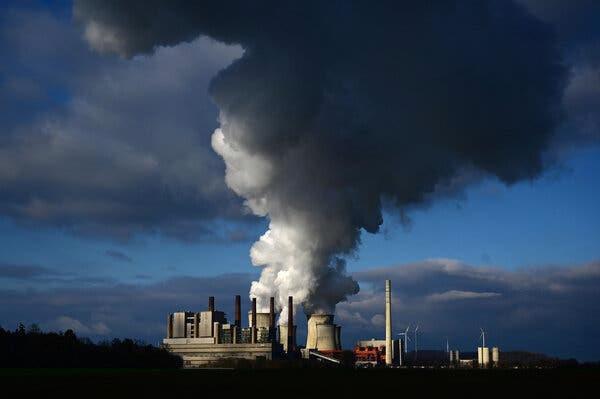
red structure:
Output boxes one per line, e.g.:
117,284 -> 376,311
353,344 -> 386,367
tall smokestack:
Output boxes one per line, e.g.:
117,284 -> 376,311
287,296 -> 294,352
251,297 -> 257,343
269,297 -> 275,328
235,295 -> 241,327
208,296 -> 215,312
385,279 -> 392,366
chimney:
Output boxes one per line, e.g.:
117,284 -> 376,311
269,297 -> 275,341
287,296 -> 294,352
235,295 -> 241,327
385,279 -> 392,366
208,296 -> 215,312
251,297 -> 257,343
269,297 -> 275,329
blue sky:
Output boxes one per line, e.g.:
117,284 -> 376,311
1,1 -> 599,360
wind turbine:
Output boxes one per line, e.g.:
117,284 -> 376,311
479,328 -> 486,348
398,325 -> 411,354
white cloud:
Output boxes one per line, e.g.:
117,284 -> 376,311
49,316 -> 111,336
425,290 -> 501,303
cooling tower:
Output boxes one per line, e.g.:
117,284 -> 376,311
305,314 -> 341,351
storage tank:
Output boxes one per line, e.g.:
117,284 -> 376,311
477,347 -> 483,365
482,347 -> 490,366
492,347 -> 500,364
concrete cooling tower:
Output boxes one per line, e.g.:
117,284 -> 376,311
305,314 -> 342,351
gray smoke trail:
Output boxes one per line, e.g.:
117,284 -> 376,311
75,1 -> 567,322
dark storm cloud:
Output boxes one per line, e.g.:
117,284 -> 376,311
75,0 -> 569,312
104,250 -> 132,263
0,6 -> 251,241
518,0 -> 600,146
1,260 -> 598,360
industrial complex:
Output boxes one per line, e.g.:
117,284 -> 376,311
162,280 -> 499,368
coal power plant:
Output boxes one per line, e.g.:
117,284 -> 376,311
163,292 -> 352,367
161,279 -> 408,367
162,279 -> 499,368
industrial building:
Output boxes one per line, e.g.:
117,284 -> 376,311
163,295 -> 296,367
354,339 -> 403,367
163,279 -> 499,369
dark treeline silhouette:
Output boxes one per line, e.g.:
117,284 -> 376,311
0,323 -> 182,368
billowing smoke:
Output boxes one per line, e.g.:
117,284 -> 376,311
74,1 -> 567,322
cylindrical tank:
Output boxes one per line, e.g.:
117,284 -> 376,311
482,347 -> 490,365
306,314 -> 335,350
492,347 -> 500,363
477,347 -> 483,365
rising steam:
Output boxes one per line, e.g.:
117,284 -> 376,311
75,1 -> 567,323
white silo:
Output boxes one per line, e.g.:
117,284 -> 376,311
482,347 -> 490,366
492,347 -> 500,364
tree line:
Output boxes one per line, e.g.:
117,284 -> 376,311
0,323 -> 182,368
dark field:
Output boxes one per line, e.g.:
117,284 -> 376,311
2,368 -> 599,396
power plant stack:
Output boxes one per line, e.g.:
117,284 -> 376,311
277,296 -> 297,354
385,279 -> 392,366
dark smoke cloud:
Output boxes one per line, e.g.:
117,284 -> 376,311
75,1 -> 567,316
